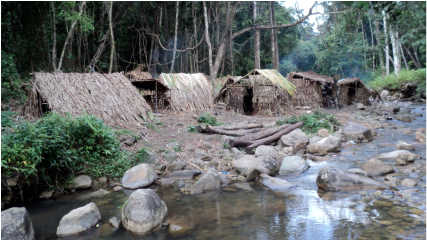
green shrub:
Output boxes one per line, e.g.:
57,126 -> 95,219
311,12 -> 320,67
368,68 -> 426,97
0,113 -> 138,188
1,51 -> 27,103
198,113 -> 224,126
285,109 -> 341,134
187,125 -> 197,133
1,111 -> 18,127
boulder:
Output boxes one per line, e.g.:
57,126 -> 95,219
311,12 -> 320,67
109,217 -> 120,229
245,169 -> 261,182
341,122 -> 373,142
1,207 -> 35,240
254,145 -> 277,157
291,142 -> 307,155
121,189 -> 168,235
316,166 -> 389,191
193,149 -> 212,161
375,150 -> 418,162
401,179 -> 417,187
355,103 -> 365,110
162,151 -> 176,163
306,135 -> 341,155
168,160 -> 186,172
362,158 -> 395,176
232,155 -> 277,176
415,132 -> 426,141
90,188 -> 110,198
39,190 -> 54,199
73,175 -> 92,189
145,150 -> 160,164
279,156 -> 310,175
169,170 -> 202,180
155,178 -> 175,186
189,168 -> 221,194
346,168 -> 372,178
317,129 -> 329,137
280,128 -> 309,147
380,90 -> 391,100
56,202 -> 101,237
395,115 -> 415,122
122,164 -> 157,189
123,136 -> 137,146
395,141 -> 415,151
257,174 -> 296,191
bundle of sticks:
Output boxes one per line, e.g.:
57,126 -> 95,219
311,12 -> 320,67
197,121 -> 304,154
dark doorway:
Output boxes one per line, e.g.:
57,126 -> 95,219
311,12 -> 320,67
347,83 -> 356,104
243,87 -> 254,115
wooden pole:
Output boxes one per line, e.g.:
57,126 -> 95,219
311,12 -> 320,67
155,81 -> 158,113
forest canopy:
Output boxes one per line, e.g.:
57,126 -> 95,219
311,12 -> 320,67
1,1 -> 426,101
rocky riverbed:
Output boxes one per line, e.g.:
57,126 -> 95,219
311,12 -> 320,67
2,100 -> 426,239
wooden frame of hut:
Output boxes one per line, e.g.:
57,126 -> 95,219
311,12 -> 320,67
159,73 -> 214,112
214,76 -> 242,103
216,69 -> 296,116
22,72 -> 153,127
337,77 -> 374,106
286,71 -> 334,108
125,69 -> 170,112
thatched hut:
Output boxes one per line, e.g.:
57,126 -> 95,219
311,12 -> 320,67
216,69 -> 296,116
286,71 -> 334,108
22,72 -> 153,127
337,77 -> 374,106
214,76 -> 242,103
159,73 -> 214,112
126,68 -> 170,111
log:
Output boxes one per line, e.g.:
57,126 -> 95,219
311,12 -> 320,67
197,125 -> 208,133
207,127 -> 265,136
230,124 -> 292,147
207,123 -> 263,131
245,122 -> 304,154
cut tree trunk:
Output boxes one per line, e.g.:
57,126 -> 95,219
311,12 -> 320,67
245,122 -> 304,154
197,123 -> 263,134
206,128 -> 264,136
230,124 -> 291,147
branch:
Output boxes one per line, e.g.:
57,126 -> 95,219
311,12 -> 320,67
145,31 -> 205,53
232,1 -> 317,40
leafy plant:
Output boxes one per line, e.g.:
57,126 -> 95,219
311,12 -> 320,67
197,113 -> 224,126
187,125 -> 197,133
145,123 -> 157,130
223,142 -> 230,149
285,109 -> 341,134
1,111 -> 18,127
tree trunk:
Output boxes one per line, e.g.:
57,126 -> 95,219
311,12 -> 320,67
161,2 -> 170,73
374,20 -> 385,73
402,44 -> 420,69
230,124 -> 291,147
390,29 -> 401,75
58,1 -> 86,72
51,2 -> 57,72
412,45 -> 421,68
245,122 -> 304,154
399,41 -> 408,70
193,2 -> 198,73
269,2 -> 276,70
254,1 -> 260,69
383,10 -> 390,76
369,16 -> 375,71
170,2 -> 180,73
108,1 -> 115,74
203,2 -> 214,82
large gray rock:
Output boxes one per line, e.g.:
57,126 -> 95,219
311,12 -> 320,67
395,141 -> 415,151
380,90 -> 391,100
162,151 -> 176,163
257,174 -> 296,191
1,207 -> 35,240
341,122 -> 373,142
189,168 -> 221,194
122,164 -> 157,189
306,135 -> 341,156
232,155 -> 277,176
56,202 -> 101,237
280,128 -> 309,147
73,175 -> 92,189
121,189 -> 168,235
193,149 -> 212,161
168,160 -> 186,172
362,158 -> 395,176
375,150 -> 418,162
254,145 -> 277,157
279,156 -> 310,175
169,170 -> 202,179
317,166 -> 389,191
395,115 -> 415,123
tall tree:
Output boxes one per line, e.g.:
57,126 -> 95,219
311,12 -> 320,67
253,1 -> 260,69
170,2 -> 179,73
203,2 -> 214,82
108,1 -> 115,73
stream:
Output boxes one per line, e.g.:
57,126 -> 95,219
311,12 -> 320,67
20,103 -> 427,239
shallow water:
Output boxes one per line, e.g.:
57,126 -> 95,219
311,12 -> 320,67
24,103 -> 426,240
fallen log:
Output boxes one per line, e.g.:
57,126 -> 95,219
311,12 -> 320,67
207,123 -> 263,131
245,122 -> 304,154
230,124 -> 292,147
207,127 -> 265,136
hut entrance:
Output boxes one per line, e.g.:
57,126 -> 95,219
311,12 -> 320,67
243,87 -> 254,115
347,83 -> 357,104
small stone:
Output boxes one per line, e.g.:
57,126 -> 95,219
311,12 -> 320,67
109,217 -> 120,229
6,178 -> 18,187
317,129 -> 329,137
73,175 -> 92,189
401,179 -> 417,187
39,190 -> 54,199
98,177 -> 108,183
415,132 -> 425,142
395,141 -> 416,151
395,159 -> 407,166
113,186 -> 123,191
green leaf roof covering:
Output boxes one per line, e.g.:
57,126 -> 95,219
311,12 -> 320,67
237,69 -> 296,96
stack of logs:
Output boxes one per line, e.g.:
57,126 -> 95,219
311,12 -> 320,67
197,121 -> 304,154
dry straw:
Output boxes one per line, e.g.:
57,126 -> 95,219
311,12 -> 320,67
22,72 -> 153,127
159,73 -> 214,112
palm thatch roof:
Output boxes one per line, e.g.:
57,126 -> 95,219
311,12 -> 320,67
289,70 -> 334,84
125,63 -> 152,80
22,72 -> 153,127
159,73 -> 214,112
337,77 -> 370,88
238,69 -> 296,96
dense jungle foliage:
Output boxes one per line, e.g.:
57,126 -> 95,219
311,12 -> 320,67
1,1 -> 425,103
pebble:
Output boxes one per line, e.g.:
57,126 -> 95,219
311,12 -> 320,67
401,179 -> 417,187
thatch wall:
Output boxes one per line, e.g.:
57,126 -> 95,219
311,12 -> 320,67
224,69 -> 295,116
22,72 -> 153,127
287,71 -> 333,108
159,73 -> 214,112
214,76 -> 241,103
337,78 -> 373,106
